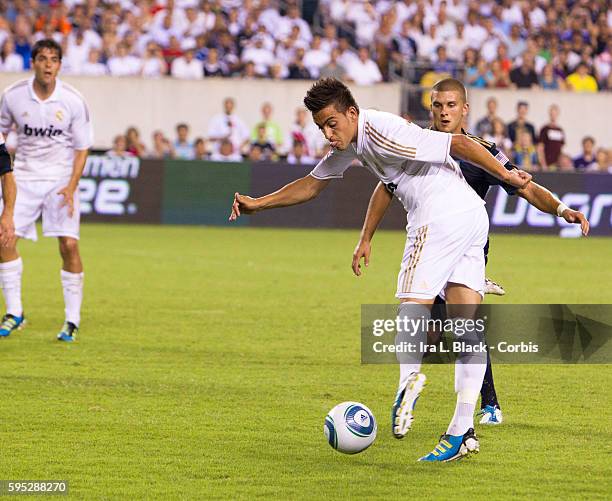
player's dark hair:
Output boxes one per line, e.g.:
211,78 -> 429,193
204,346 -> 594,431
304,78 -> 359,115
431,78 -> 467,103
31,39 -> 62,61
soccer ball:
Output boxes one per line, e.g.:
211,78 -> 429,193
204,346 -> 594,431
324,401 -> 377,454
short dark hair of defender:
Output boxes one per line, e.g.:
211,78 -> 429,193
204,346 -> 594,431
31,39 -> 63,61
304,78 -> 359,115
431,78 -> 468,103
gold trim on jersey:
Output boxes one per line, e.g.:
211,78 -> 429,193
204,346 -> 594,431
465,132 -> 494,149
401,225 -> 428,293
365,122 -> 417,159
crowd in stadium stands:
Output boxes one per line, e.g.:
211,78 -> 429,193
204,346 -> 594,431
98,94 -> 611,172
0,0 -> 609,91
0,0 -> 609,169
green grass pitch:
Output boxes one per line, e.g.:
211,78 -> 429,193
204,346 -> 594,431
0,224 -> 610,499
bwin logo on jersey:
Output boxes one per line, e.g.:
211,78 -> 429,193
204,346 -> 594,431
23,123 -> 63,137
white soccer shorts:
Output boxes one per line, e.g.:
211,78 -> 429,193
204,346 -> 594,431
396,207 -> 489,300
9,177 -> 80,241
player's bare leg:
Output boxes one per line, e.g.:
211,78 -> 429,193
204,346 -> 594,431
57,237 -> 83,341
392,297 -> 432,438
0,239 -> 26,336
420,284 -> 484,461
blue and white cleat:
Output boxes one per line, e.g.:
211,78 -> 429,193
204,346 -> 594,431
418,428 -> 480,462
57,321 -> 78,342
0,313 -> 26,337
478,405 -> 503,425
391,372 -> 426,439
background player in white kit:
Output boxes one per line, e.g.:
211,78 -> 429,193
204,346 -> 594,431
229,79 -> 531,462
0,39 -> 93,342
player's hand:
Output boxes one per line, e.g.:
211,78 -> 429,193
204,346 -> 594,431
0,212 -> 15,247
57,185 -> 76,217
352,239 -> 371,276
229,192 -> 260,221
505,169 -> 532,189
561,208 -> 589,236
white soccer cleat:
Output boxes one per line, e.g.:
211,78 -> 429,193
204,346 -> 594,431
478,405 -> 503,425
391,372 -> 426,438
484,277 -> 506,296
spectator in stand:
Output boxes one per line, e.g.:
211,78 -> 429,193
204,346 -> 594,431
506,24 -> 527,60
573,136 -> 596,170
141,42 -> 168,78
566,62 -> 599,92
557,153 -> 576,172
203,47 -> 228,77
150,130 -> 173,159
484,55 -> 508,85
510,52 -> 539,88
446,22 -> 468,62
287,139 -> 315,165
512,130 -> 539,171
286,107 -> 324,159
345,47 -> 382,86
241,36 -> 275,77
539,62 -> 565,90
193,138 -> 208,160
537,105 -> 565,171
587,148 -> 611,173
463,11 -> 488,50
173,123 -> 195,160
417,24 -> 443,61
432,46 -> 456,76
319,47 -> 346,80
210,138 -> 243,162
106,135 -> 133,158
208,97 -> 250,154
251,102 -> 284,150
303,35 -> 330,79
250,123 -> 277,161
496,43 -> 512,75
171,48 -> 203,79
507,101 -> 537,144
248,145 -> 263,162
475,97 -> 499,138
80,49 -> 107,76
125,127 -> 146,157
108,43 -> 141,77
483,118 -> 513,158
1,38 -> 25,72
466,57 -> 493,88
287,47 -> 312,80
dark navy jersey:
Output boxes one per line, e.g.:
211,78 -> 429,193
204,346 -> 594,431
455,131 -> 518,200
0,143 -> 12,176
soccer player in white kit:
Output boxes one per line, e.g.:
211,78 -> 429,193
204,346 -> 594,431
0,39 -> 93,342
229,79 -> 531,462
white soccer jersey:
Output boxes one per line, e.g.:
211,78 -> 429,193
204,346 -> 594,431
310,108 -> 484,228
0,77 -> 93,181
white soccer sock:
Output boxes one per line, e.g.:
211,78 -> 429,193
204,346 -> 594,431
61,270 -> 84,326
447,319 -> 487,436
396,302 -> 430,386
0,257 -> 23,317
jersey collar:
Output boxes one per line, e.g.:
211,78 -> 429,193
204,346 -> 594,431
28,76 -> 63,104
355,108 -> 366,154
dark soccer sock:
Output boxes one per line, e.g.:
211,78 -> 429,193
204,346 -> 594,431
480,349 -> 500,409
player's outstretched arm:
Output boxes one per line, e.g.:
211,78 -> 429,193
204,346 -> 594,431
518,181 -> 589,236
352,182 -> 393,276
0,171 -> 16,246
450,134 -> 532,189
229,175 -> 330,221
0,141 -> 15,245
